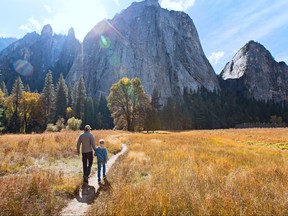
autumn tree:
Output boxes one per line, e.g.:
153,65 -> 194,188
108,77 -> 150,131
20,91 -> 42,133
41,71 -> 55,125
55,74 -> 68,120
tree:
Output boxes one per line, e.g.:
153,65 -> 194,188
108,77 -> 150,131
20,91 -> 42,133
74,76 -> 86,121
151,88 -> 162,111
145,88 -> 162,132
9,77 -> 24,132
97,94 -> 114,129
24,84 -> 31,92
55,74 -> 68,120
0,81 -> 8,96
0,89 -> 5,132
41,71 -> 55,125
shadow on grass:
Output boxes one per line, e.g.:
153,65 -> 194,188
75,178 -> 112,204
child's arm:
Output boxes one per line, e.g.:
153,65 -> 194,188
94,147 -> 98,156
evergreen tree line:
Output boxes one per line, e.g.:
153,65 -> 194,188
144,87 -> 288,131
0,71 -> 113,133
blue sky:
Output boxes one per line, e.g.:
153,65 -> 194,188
0,0 -> 287,73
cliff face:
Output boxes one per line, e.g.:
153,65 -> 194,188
220,41 -> 288,102
66,0 -> 219,102
0,25 -> 80,91
0,37 -> 17,52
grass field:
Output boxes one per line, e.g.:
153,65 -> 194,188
0,130 -> 123,216
0,128 -> 288,215
89,128 -> 288,215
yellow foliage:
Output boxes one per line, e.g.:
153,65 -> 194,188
89,128 -> 288,215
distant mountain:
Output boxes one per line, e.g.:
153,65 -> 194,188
220,41 -> 288,102
0,37 -> 17,51
66,0 -> 219,102
0,25 -> 80,92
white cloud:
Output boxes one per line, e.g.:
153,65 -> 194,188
208,51 -> 225,65
160,0 -> 195,11
19,24 -> 31,32
113,0 -> 120,6
44,5 -> 52,13
28,17 -> 42,30
19,17 -> 42,32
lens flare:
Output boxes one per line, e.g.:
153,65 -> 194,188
13,59 -> 33,76
99,35 -> 111,48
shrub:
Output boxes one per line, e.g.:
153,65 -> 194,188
67,117 -> 82,131
46,123 -> 58,132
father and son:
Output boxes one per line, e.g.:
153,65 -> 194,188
77,125 -> 108,184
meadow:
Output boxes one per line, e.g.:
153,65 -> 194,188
89,128 -> 288,215
0,130 -> 123,216
0,128 -> 288,215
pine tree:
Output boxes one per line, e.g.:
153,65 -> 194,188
0,81 -> 8,96
24,84 -> 31,92
83,97 -> 96,128
41,71 -> 55,125
98,94 -> 114,129
55,74 -> 68,120
10,77 -> 24,132
74,76 -> 86,121
151,88 -> 162,111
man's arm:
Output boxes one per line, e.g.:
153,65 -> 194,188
77,136 -> 81,154
90,134 -> 97,151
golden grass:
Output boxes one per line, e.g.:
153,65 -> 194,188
89,128 -> 288,215
0,130 -> 123,215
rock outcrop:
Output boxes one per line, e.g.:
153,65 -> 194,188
66,0 -> 219,102
220,40 -> 288,102
0,37 -> 17,52
0,26 -> 80,91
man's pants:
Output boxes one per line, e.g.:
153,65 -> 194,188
82,151 -> 93,178
97,162 -> 106,181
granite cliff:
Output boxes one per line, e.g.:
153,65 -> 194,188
220,41 -> 288,102
66,0 -> 219,102
0,25 -> 80,91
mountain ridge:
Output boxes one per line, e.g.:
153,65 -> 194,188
220,40 -> 288,102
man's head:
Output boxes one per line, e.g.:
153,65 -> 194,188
84,125 -> 92,131
99,139 -> 105,145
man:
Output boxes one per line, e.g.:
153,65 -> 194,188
77,125 -> 96,183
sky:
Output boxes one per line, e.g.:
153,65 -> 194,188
0,0 -> 287,73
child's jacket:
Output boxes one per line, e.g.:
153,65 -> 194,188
94,147 -> 108,163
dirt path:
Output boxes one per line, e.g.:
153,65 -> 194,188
61,144 -> 128,216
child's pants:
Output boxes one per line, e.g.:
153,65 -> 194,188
97,162 -> 106,181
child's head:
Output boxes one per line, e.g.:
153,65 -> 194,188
99,139 -> 105,146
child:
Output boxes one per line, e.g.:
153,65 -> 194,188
94,139 -> 108,183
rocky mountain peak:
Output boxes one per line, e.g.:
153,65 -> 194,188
145,0 -> 159,6
41,24 -> 53,37
220,41 -> 288,102
68,27 -> 75,38
66,0 -> 219,103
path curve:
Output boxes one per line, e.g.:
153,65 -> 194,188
61,144 -> 128,216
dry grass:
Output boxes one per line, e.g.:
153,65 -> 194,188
0,130 -> 123,216
89,128 -> 288,215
